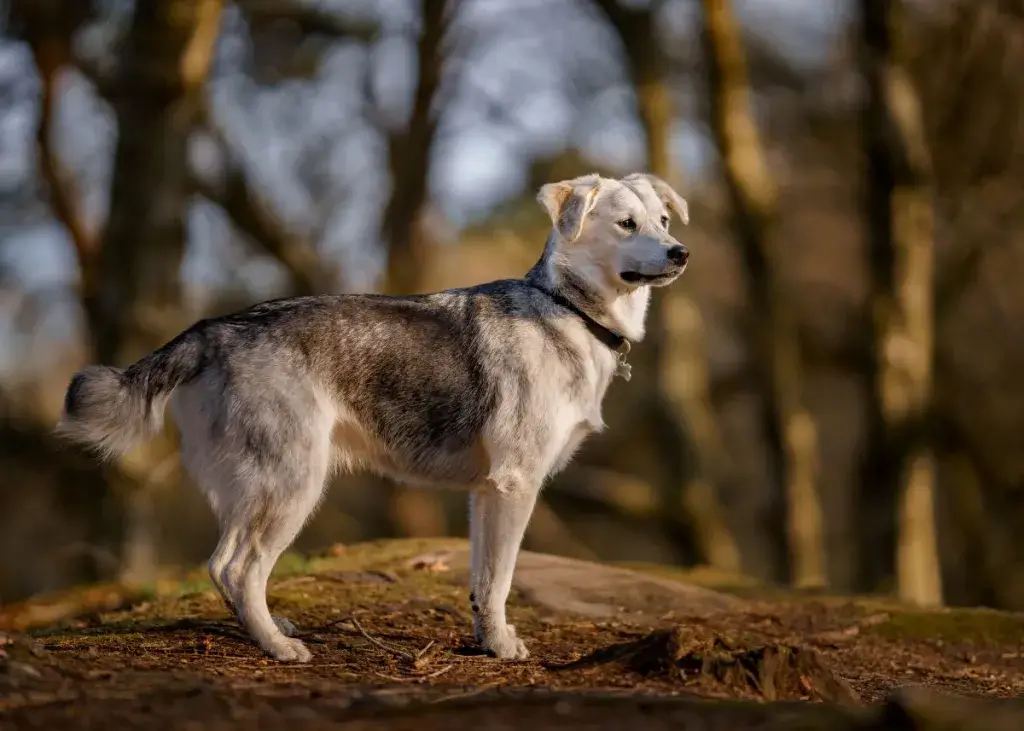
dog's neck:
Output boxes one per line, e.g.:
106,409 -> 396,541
524,234 -> 651,343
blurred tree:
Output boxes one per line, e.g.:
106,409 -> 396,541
9,1 -> 98,306
193,117 -> 335,296
700,0 -> 826,588
859,0 -> 942,606
14,0 -> 226,582
377,0 -> 452,539
593,0 -> 741,573
379,0 -> 448,297
907,0 -> 1024,608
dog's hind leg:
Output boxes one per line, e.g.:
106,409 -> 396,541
209,527 -> 297,636
177,378 -> 332,662
174,387 -> 246,623
469,481 -> 539,660
220,500 -> 315,660
219,435 -> 330,663
209,525 -> 301,637
209,520 -> 299,634
208,525 -> 240,618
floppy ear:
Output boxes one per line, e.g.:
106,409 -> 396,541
627,173 -> 689,225
537,174 -> 601,242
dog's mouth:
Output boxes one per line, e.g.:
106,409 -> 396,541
619,269 -> 683,286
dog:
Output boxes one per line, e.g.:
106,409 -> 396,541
56,172 -> 690,663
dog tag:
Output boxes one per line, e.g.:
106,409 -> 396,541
616,355 -> 632,381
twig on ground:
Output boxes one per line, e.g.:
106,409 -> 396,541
420,663 -> 455,680
297,617 -> 351,636
415,639 -> 436,659
413,639 -> 436,668
349,617 -> 416,663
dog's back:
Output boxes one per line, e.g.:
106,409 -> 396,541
58,280 -> 593,485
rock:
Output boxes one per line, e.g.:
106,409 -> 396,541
406,547 -> 741,621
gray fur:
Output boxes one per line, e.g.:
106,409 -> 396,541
56,173 -> 690,663
58,329 -> 203,457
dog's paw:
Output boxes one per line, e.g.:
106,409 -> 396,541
265,637 -> 312,663
484,635 -> 529,660
482,629 -> 529,660
273,616 -> 298,637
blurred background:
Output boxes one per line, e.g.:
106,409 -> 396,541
1,0 -> 1022,613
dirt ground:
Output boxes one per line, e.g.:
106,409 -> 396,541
2,539 -> 1023,730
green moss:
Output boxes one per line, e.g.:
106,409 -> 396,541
16,538 -> 1024,660
270,550 -> 315,578
868,607 -> 1024,645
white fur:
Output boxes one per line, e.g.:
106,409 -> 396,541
59,173 -> 689,664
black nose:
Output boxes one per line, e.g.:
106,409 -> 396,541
668,245 -> 689,265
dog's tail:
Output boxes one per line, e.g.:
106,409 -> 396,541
56,327 -> 205,458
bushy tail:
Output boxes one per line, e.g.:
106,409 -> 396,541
56,328 -> 204,458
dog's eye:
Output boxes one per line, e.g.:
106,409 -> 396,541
661,215 -> 670,229
618,218 -> 637,233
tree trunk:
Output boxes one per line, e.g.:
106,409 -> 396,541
859,0 -> 942,606
595,0 -> 741,572
379,0 -> 449,538
700,0 -> 826,588
380,0 -> 446,296
659,295 -> 742,571
98,0 -> 224,581
16,0 -> 225,582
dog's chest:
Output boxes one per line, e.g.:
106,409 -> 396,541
549,406 -> 605,474
535,327 -> 618,474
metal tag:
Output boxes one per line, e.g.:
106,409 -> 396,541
616,354 -> 632,381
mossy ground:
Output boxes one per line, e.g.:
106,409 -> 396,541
2,539 -> 1023,730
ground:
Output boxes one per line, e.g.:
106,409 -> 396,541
2,538 -> 1024,730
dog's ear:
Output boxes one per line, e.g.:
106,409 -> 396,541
537,174 -> 601,242
628,173 -> 689,225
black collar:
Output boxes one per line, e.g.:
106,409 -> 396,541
528,284 -> 630,355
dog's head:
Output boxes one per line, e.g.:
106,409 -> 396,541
537,172 -> 689,293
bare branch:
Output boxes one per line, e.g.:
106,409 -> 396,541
18,7 -> 102,297
237,0 -> 378,41
70,53 -> 120,100
380,0 -> 449,295
192,135 -> 333,296
187,82 -> 336,296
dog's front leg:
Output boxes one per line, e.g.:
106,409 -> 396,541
468,483 -> 538,660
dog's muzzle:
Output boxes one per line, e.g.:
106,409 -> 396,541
620,244 -> 689,285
